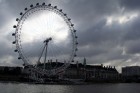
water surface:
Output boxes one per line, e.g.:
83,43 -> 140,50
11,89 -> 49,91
0,82 -> 139,93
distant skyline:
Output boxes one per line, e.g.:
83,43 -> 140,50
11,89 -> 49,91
0,0 -> 140,72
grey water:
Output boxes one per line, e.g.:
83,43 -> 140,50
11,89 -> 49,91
0,82 -> 140,93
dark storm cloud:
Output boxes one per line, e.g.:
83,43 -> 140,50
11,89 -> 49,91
0,41 -> 12,57
58,0 -> 120,31
123,15 -> 140,41
0,1 -> 13,28
125,40 -> 140,54
78,19 -> 122,46
120,0 -> 140,10
64,0 -> 140,67
119,14 -> 140,55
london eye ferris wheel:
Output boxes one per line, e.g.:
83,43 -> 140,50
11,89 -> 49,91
12,3 -> 78,72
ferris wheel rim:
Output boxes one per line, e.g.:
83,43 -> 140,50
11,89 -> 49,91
12,3 -> 78,68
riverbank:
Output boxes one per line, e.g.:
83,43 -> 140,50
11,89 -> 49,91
0,76 -> 140,85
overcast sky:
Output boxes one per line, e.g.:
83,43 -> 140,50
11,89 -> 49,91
1,0 -> 140,72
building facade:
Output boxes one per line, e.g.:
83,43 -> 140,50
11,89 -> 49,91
64,59 -> 119,82
122,66 -> 140,82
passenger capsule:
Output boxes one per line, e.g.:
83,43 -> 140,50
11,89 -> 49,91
23,63 -> 25,66
14,49 -> 18,52
42,2 -> 45,5
36,3 -> 39,6
71,24 -> 74,26
18,57 -> 21,59
12,41 -> 16,44
30,4 -> 33,7
24,8 -> 28,11
13,25 -> 16,28
54,6 -> 57,8
20,12 -> 23,15
16,18 -> 19,21
59,9 -> 62,12
12,33 -> 15,36
68,18 -> 71,21
48,4 -> 51,6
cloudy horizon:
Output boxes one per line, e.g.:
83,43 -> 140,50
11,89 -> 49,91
1,0 -> 140,72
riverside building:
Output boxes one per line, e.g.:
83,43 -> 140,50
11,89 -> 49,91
122,66 -> 140,82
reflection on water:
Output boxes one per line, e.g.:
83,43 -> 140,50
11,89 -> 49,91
0,82 -> 140,93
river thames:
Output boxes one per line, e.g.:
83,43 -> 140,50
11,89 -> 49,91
0,82 -> 140,93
